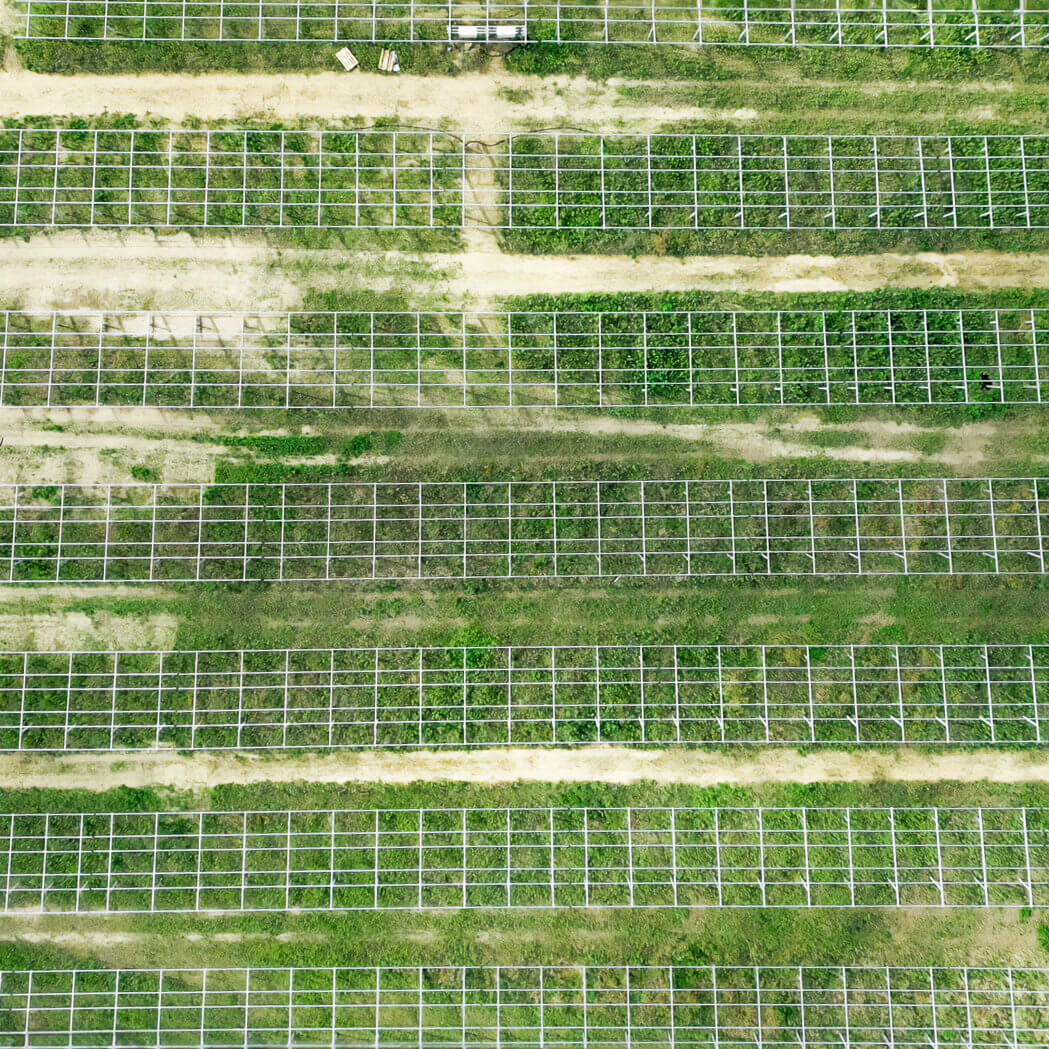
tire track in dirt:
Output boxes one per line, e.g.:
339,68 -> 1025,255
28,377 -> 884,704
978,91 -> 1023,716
449,248 -> 1042,301
1,911 -> 1044,968
3,747 -> 1049,791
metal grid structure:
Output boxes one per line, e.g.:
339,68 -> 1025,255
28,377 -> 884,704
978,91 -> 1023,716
0,128 -> 464,231
4,643 -> 1049,752
3,130 -> 1049,231
3,964 -> 1049,1049
1,478 -> 1047,582
12,0 -> 1049,47
4,306 -> 1049,409
1,806 -> 1046,912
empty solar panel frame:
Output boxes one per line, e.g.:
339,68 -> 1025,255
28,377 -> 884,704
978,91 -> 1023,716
12,0 -> 1049,48
3,131 -> 1049,232
0,478 -> 1046,582
0,805 -> 1046,912
3,964 -> 1049,1049
2,306 -> 1047,409
1,642 -> 1047,752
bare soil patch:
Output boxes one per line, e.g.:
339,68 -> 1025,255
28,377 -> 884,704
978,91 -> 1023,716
0,405 -> 227,432
0,231 -> 296,311
512,415 -> 921,464
0,428 -> 226,484
3,235 -> 1046,309
414,412 -> 999,467
888,908 -> 1046,967
0,582 -> 171,601
0,611 -> 178,649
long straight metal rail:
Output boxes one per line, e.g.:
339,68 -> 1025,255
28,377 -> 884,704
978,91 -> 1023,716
2,642 -> 1048,751
2,131 -> 1049,231
13,0 -> 1049,47
2,306 -> 1047,409
3,964 -> 1049,1048
0,478 -> 1046,582
0,805 -> 1044,912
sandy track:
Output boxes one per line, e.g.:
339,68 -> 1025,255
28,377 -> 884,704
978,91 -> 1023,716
2,233 -> 1045,308
0,69 -> 756,129
1,931 -> 326,947
0,611 -> 178,650
451,248 -> 1049,300
3,746 -> 1049,791
3,912 -> 1042,970
0,405 -> 225,432
484,415 -> 998,467
0,232 -> 298,310
0,409 -> 1012,472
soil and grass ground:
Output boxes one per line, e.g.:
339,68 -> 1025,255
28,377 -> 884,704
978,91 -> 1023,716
2,13 -> 1049,1008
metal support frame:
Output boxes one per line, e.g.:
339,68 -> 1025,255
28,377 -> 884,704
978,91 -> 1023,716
0,805 -> 1044,913
2,641 -> 1048,752
12,1 -> 1049,47
3,306 -> 1048,410
0,477 -> 1043,583
2,131 -> 1048,232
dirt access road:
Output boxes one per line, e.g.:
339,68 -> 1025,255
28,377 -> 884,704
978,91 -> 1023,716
0,69 -> 754,128
0,232 -> 1042,309
3,746 -> 1049,791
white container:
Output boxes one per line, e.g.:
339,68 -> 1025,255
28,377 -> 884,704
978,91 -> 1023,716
335,47 -> 359,71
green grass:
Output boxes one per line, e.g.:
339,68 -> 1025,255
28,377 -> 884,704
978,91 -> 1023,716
12,39 -> 482,74
502,287 -> 1049,316
18,574 -> 1049,655
608,79 -> 1049,131
493,128 -> 1049,256
207,434 -> 329,456
14,34 -> 1049,82
505,42 -> 1049,84
500,226 -> 1049,259
7,776 -> 1049,816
